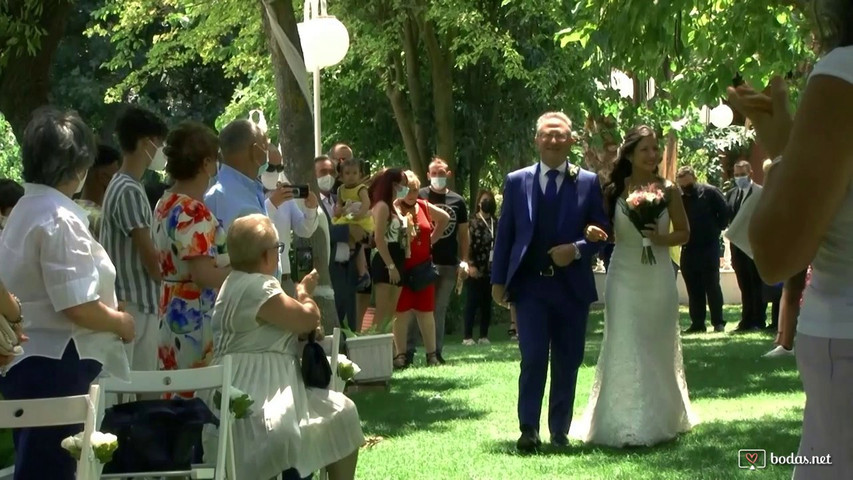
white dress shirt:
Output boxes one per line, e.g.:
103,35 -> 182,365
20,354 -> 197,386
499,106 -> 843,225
321,193 -> 351,263
264,197 -> 319,275
538,161 -> 568,194
0,184 -> 130,380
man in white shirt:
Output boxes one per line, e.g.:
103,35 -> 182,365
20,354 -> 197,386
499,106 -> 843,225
262,145 -> 319,296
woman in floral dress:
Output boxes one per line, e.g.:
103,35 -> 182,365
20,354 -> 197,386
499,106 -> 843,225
152,122 -> 231,391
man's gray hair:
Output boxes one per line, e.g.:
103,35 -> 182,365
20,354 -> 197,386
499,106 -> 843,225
536,112 -> 573,133
219,119 -> 262,156
21,107 -> 96,188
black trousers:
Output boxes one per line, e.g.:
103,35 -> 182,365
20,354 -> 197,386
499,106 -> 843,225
681,262 -> 725,328
464,276 -> 492,339
731,247 -> 767,329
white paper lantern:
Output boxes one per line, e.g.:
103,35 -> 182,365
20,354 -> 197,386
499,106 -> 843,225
710,105 -> 734,128
297,16 -> 350,71
610,69 -> 634,99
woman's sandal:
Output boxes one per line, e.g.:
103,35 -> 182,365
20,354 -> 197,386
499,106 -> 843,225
426,352 -> 441,367
393,353 -> 408,370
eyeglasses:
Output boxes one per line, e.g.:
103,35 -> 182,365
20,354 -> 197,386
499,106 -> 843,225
268,242 -> 286,253
265,164 -> 285,173
539,132 -> 570,141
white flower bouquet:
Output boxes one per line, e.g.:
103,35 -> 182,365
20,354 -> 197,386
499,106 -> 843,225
61,431 -> 118,464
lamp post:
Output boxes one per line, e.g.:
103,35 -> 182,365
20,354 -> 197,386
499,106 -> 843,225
298,0 -> 350,156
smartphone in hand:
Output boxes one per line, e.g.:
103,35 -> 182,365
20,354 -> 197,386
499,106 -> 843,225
289,185 -> 311,199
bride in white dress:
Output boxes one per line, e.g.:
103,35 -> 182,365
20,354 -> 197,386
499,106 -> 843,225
570,125 -> 699,447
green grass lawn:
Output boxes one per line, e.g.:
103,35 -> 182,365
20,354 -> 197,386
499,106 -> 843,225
350,306 -> 804,479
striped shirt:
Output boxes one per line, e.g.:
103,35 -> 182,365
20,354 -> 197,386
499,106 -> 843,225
100,172 -> 159,314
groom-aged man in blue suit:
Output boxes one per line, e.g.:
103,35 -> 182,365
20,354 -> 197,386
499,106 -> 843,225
491,112 -> 610,451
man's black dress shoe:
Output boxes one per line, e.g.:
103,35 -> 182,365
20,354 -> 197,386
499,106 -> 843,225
683,326 -> 706,334
516,428 -> 541,453
713,324 -> 725,333
551,433 -> 569,447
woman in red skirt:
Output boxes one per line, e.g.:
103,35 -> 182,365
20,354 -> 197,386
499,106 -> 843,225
393,171 -> 449,368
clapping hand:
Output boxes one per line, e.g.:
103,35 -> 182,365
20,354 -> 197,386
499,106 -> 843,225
585,225 -> 608,242
726,76 -> 792,158
299,269 -> 319,296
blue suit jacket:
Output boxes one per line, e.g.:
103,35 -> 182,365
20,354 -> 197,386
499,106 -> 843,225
491,164 -> 610,305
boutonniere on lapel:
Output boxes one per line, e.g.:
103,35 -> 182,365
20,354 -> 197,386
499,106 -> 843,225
567,163 -> 580,182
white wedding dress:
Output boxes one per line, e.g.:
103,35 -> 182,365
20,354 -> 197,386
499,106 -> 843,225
570,198 -> 698,447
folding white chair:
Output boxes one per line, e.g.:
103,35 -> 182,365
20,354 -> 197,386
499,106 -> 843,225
277,328 -> 343,480
96,357 -> 236,480
0,384 -> 101,480
317,328 -> 343,480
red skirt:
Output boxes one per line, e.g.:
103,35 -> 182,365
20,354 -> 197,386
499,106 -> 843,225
397,202 -> 436,313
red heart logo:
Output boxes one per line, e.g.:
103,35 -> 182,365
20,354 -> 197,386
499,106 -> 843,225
745,453 -> 758,464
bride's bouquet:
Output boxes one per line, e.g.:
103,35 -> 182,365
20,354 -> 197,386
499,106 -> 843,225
620,185 -> 669,264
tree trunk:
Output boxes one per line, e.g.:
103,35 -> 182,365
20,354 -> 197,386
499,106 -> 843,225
0,0 -> 75,141
420,17 -> 456,188
385,53 -> 427,178
260,0 -> 314,186
260,0 -> 338,330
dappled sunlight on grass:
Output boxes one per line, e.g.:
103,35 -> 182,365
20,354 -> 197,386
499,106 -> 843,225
350,306 -> 806,479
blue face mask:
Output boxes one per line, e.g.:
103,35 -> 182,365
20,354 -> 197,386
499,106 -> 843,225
254,144 -> 269,178
734,176 -> 750,189
397,186 -> 409,199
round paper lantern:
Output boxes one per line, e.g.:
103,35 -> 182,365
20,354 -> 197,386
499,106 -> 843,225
297,16 -> 350,71
710,104 -> 734,128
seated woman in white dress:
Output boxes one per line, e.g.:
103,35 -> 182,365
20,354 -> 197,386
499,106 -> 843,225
204,214 -> 364,480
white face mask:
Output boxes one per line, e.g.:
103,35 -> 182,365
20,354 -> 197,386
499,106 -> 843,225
261,171 -> 282,191
147,140 -> 167,171
430,176 -> 447,189
75,171 -> 87,195
317,174 -> 336,193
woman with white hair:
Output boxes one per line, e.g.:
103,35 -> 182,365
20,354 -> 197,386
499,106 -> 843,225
205,214 -> 363,480
0,107 -> 134,479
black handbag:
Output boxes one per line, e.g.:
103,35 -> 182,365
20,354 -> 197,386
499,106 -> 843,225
100,398 -> 218,473
405,259 -> 439,291
302,330 -> 332,389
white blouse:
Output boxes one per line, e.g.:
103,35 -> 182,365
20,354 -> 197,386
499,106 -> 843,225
0,184 -> 130,380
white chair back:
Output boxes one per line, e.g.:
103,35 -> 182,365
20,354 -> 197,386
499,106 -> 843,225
0,384 -> 101,479
96,357 -> 236,480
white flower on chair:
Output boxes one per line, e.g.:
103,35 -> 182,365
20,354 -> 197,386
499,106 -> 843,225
61,431 -> 118,464
328,354 -> 361,382
213,386 -> 255,419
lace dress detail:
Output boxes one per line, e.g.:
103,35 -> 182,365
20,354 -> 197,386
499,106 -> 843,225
570,198 -> 698,447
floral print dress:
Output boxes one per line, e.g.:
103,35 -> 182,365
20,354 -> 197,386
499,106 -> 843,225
153,192 -> 226,394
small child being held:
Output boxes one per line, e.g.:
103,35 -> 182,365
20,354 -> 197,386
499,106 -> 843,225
333,158 -> 374,287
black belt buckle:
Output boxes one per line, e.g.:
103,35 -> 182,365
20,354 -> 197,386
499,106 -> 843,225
540,266 -> 555,277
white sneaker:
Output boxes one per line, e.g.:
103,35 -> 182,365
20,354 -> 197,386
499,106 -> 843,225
763,345 -> 794,358
478,338 -> 491,345
462,339 -> 476,346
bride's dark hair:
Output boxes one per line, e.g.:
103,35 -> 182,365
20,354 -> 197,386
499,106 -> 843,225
603,125 -> 659,221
